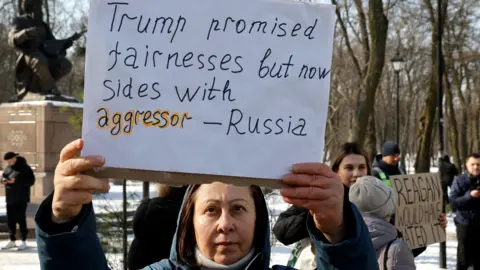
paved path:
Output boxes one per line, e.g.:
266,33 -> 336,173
0,240 -> 39,270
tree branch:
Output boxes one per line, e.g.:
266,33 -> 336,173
344,0 -> 362,45
422,0 -> 436,25
331,0 -> 363,78
354,0 -> 371,66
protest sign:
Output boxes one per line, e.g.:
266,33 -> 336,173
391,173 -> 446,249
82,0 -> 335,187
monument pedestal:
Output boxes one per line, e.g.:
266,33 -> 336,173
0,100 -> 82,234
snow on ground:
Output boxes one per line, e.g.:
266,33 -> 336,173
0,181 -> 158,216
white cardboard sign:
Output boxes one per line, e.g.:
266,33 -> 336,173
82,0 -> 335,181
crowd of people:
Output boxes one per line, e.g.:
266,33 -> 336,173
1,139 -> 479,270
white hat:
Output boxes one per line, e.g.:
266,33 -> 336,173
348,176 -> 396,218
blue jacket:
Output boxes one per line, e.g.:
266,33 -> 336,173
449,173 -> 480,226
35,187 -> 379,270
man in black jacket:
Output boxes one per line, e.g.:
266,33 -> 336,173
372,141 -> 406,187
449,153 -> 480,270
439,155 -> 459,206
1,152 -> 35,250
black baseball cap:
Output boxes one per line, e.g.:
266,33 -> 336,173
3,152 -> 18,161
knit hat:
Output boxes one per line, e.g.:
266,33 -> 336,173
381,141 -> 400,157
348,176 -> 396,218
3,152 -> 18,161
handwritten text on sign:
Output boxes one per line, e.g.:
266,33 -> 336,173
82,0 -> 335,180
392,173 -> 446,249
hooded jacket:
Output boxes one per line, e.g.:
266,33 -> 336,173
35,185 -> 379,270
2,156 -> 35,204
362,215 -> 415,270
438,158 -> 458,188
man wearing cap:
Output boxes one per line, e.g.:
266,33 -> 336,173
372,141 -> 406,187
449,153 -> 480,270
1,152 -> 35,250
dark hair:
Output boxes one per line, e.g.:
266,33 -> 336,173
330,142 -> 371,175
467,153 -> 480,167
467,153 -> 480,160
176,184 -> 267,267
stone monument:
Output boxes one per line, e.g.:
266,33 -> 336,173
6,0 -> 84,103
0,0 -> 85,233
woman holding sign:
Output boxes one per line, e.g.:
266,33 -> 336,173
274,142 -> 371,269
33,139 -> 379,270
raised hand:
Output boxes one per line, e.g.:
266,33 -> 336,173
52,139 -> 110,223
280,163 -> 345,243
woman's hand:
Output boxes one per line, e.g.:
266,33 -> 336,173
280,163 -> 345,244
52,139 -> 110,224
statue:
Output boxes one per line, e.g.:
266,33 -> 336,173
7,0 -> 85,102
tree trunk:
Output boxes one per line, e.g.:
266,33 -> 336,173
473,108 -> 480,152
401,101 -> 411,173
415,1 -> 442,173
443,68 -> 461,168
459,107 -> 468,169
365,112 -> 377,163
349,0 -> 388,145
415,67 -> 438,173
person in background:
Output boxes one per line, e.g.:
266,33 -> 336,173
449,153 -> 480,270
1,152 -> 35,250
275,141 -> 447,264
438,155 -> 459,207
127,184 -> 188,270
273,142 -> 370,269
34,139 -> 379,270
372,141 -> 406,186
349,176 -> 415,270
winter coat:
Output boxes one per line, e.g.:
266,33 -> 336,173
449,173 -> 480,226
438,158 -> 458,188
1,156 -> 35,204
363,215 -> 415,270
293,240 -> 316,270
372,155 -> 405,182
273,205 -> 309,245
273,185 -> 350,246
34,185 -> 379,270
128,186 -> 188,270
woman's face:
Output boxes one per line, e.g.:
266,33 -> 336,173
193,182 -> 256,265
337,154 -> 368,187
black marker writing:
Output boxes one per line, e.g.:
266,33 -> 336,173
175,77 -> 235,103
258,48 -> 294,79
206,16 -> 317,41
226,109 -> 307,136
108,2 -> 186,43
103,77 -> 161,101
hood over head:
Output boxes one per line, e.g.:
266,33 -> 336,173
168,184 -> 271,269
